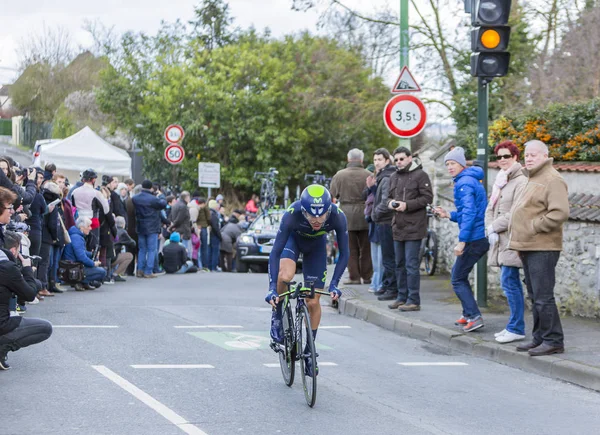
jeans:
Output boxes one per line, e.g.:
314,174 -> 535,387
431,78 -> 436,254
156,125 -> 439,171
379,224 -> 397,292
0,318 -> 53,353
200,228 -> 208,269
451,238 -> 490,320
49,245 -> 63,285
138,233 -> 159,275
83,266 -> 107,284
370,242 -> 383,290
521,251 -> 563,347
181,239 -> 192,259
209,234 -> 221,271
38,242 -> 52,288
501,266 -> 525,335
395,240 -> 422,305
153,236 -> 161,273
174,260 -> 194,274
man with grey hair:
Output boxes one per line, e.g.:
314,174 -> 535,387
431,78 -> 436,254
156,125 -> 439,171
169,191 -> 193,258
63,216 -> 107,290
508,140 -> 570,356
330,148 -> 373,284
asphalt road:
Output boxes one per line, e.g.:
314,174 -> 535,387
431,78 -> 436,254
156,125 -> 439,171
2,271 -> 600,435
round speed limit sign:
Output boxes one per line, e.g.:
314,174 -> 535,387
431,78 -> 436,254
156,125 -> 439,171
383,95 -> 427,138
164,144 -> 185,165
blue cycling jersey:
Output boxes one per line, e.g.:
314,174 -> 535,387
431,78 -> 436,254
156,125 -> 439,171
268,201 -> 349,292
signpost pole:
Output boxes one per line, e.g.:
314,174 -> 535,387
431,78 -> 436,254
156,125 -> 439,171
475,77 -> 489,307
400,0 -> 411,151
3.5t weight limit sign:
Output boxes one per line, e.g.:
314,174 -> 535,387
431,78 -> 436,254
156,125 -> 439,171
383,95 -> 427,138
165,144 -> 185,165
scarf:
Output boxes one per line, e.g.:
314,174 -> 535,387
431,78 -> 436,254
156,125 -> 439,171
490,169 -> 508,208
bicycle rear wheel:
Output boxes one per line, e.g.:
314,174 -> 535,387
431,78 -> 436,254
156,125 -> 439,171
298,304 -> 317,407
279,302 -> 295,387
424,231 -> 438,276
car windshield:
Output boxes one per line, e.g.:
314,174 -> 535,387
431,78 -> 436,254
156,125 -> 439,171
251,212 -> 283,232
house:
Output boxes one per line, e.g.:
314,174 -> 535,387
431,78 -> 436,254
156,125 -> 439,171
0,85 -> 12,112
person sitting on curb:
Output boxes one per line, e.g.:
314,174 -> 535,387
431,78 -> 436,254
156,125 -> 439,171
62,217 -> 106,291
162,232 -> 198,274
434,147 -> 489,333
112,216 -> 135,282
0,230 -> 53,370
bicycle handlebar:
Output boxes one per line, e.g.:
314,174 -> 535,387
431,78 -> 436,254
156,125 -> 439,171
279,281 -> 331,299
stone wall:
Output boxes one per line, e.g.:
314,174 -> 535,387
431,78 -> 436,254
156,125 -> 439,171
418,147 -> 600,318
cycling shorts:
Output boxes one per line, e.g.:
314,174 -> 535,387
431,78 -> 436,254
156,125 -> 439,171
280,232 -> 327,289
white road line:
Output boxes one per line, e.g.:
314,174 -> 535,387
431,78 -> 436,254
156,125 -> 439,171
173,325 -> 243,329
92,365 -> 208,435
320,326 -> 351,329
398,362 -> 469,366
52,325 -> 118,329
263,362 -> 338,367
131,365 -> 214,369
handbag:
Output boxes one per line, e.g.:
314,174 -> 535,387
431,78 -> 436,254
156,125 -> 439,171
58,214 -> 71,244
58,260 -> 85,283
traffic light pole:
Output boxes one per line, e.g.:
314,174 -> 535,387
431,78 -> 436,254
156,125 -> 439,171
476,77 -> 489,307
399,0 -> 411,150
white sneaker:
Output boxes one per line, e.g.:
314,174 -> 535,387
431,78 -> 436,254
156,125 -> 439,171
494,329 -> 508,338
495,331 -> 526,344
9,311 -> 19,317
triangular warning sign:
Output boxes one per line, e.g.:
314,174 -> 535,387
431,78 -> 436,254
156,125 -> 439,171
391,66 -> 421,93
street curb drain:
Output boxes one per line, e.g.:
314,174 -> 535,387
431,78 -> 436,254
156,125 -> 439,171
338,297 -> 600,393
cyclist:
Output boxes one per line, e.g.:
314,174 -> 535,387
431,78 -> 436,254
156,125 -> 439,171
265,184 -> 349,376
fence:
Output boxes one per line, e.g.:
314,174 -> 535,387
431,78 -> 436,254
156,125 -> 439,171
0,119 -> 11,136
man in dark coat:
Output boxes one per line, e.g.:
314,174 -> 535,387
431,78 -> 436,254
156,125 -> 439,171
387,146 -> 433,312
132,180 -> 167,278
169,191 -> 192,258
163,232 -> 196,274
0,231 -> 53,370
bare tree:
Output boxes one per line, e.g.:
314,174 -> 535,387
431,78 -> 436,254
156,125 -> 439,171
16,24 -> 75,71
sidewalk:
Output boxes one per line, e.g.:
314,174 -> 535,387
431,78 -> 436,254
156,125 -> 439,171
337,274 -> 600,392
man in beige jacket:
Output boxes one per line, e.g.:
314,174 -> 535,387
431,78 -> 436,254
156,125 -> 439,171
508,140 -> 570,356
330,148 -> 372,284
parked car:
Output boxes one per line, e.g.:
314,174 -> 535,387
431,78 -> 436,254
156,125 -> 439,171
236,209 -> 302,273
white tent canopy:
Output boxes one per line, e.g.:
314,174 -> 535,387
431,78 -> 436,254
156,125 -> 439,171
40,126 -> 132,177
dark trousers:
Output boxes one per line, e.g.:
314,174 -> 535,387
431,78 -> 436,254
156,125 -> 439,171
379,224 -> 397,292
394,240 -> 422,305
451,238 -> 489,320
220,251 -> 234,272
521,251 -> 564,347
200,228 -> 208,269
348,229 -> 372,281
29,231 -> 42,256
209,234 -> 221,271
0,318 -> 53,354
38,242 -> 52,288
125,240 -> 137,276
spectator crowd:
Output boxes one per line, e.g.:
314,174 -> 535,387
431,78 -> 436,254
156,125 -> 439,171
0,158 -> 252,370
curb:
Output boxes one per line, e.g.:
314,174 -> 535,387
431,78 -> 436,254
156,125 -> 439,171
338,297 -> 600,393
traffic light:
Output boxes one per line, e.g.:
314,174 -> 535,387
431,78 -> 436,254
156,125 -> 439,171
469,0 -> 512,78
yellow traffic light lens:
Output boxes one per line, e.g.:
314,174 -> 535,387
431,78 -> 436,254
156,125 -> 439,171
481,29 -> 501,49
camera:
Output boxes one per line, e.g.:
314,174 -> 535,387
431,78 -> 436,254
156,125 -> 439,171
391,201 -> 400,208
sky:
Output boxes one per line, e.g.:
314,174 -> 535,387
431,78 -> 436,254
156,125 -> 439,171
0,0 -> 395,84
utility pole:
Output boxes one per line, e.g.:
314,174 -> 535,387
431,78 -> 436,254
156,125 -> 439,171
399,0 -> 411,150
476,77 -> 489,307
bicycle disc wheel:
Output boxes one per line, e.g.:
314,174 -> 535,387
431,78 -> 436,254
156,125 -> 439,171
279,303 -> 295,387
424,231 -> 438,276
298,304 -> 317,407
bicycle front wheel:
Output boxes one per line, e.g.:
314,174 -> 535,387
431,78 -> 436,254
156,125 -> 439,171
298,304 -> 317,407
279,302 -> 295,387
424,231 -> 438,276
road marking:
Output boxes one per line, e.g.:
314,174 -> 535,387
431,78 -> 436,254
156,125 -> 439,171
398,362 -> 468,366
320,326 -> 351,329
52,325 -> 118,329
92,365 -> 208,435
264,362 -> 338,368
131,365 -> 214,369
174,325 -> 243,329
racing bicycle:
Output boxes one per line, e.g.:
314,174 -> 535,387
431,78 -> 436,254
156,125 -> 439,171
254,168 -> 279,213
270,281 -> 330,407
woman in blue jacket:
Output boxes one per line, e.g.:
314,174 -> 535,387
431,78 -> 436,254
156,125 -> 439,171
435,147 -> 490,333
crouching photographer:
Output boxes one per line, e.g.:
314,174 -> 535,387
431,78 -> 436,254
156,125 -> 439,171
0,230 -> 53,370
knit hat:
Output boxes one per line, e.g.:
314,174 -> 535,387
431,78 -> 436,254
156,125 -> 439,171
216,194 -> 224,201
142,180 -> 153,189
444,146 -> 467,167
117,182 -> 127,193
208,199 -> 218,210
170,232 -> 181,243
